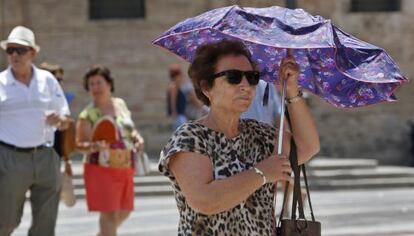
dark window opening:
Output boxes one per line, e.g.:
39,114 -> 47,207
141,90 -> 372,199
89,0 -> 145,20
350,0 -> 401,12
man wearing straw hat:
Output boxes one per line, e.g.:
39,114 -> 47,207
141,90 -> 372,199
0,26 -> 70,236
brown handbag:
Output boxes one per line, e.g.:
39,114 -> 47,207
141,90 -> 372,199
276,140 -> 321,236
61,120 -> 76,159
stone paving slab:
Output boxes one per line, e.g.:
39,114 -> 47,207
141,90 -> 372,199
310,166 -> 414,179
11,188 -> 414,236
308,158 -> 378,170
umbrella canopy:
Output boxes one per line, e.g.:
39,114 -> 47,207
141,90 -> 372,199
152,5 -> 408,108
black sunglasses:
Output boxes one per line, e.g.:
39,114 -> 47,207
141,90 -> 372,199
212,70 -> 260,86
6,47 -> 29,55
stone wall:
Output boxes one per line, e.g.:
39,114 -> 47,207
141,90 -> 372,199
0,0 -> 413,164
302,0 -> 414,165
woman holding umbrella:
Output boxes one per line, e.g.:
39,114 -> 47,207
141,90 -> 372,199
159,40 -> 320,235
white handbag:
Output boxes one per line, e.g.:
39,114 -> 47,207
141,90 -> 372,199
61,172 -> 76,207
135,151 -> 150,176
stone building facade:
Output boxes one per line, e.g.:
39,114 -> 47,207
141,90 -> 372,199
1,0 -> 413,164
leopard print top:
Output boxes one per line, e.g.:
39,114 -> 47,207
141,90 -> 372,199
159,119 -> 280,235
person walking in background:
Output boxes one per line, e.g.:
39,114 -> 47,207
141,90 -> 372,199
39,62 -> 76,177
241,79 -> 281,125
167,64 -> 207,130
179,69 -> 208,121
39,62 -> 75,104
0,26 -> 70,236
75,65 -> 144,236
166,64 -> 189,130
158,40 -> 320,235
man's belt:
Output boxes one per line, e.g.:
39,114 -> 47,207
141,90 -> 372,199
0,140 -> 47,153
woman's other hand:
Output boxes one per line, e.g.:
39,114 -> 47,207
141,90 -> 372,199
45,112 -> 61,126
90,140 -> 109,153
255,154 -> 292,183
278,51 -> 301,96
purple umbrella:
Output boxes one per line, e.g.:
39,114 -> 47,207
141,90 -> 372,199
153,5 -> 407,106
152,5 -> 408,153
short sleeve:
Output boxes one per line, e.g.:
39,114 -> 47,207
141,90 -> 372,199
78,103 -> 100,125
114,97 -> 135,127
158,123 -> 209,178
78,108 -> 89,120
114,98 -> 130,113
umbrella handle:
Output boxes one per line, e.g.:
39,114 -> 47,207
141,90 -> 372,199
277,79 -> 287,155
277,48 -> 294,155
287,48 -> 293,57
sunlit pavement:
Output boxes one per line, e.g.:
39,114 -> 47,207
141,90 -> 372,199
12,188 -> 414,236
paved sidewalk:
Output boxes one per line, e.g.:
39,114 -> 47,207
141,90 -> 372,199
11,188 -> 414,236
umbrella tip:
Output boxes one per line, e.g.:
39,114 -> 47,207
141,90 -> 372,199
231,2 -> 247,9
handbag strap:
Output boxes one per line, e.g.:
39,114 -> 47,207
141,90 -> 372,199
290,142 -> 306,220
277,112 -> 317,225
277,139 -> 301,225
302,164 -> 316,221
279,161 -> 316,222
278,180 -> 290,226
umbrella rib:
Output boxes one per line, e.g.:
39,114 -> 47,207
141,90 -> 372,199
332,45 -> 407,84
210,5 -> 237,29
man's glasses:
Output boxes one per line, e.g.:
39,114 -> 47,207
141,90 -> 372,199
212,70 -> 260,86
6,47 -> 29,55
